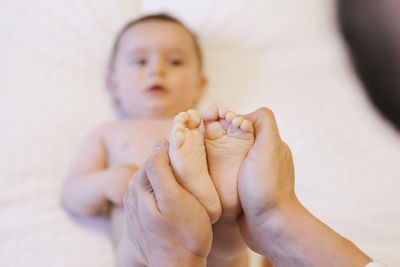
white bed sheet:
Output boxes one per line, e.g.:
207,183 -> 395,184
1,0 -> 400,266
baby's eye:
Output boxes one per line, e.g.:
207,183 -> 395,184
169,59 -> 182,66
132,58 -> 146,66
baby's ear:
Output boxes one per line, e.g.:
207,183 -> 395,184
198,75 -> 208,96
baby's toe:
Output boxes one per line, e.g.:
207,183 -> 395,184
187,109 -> 201,129
225,111 -> 237,122
218,107 -> 228,119
232,116 -> 244,128
240,119 -> 254,133
202,103 -> 219,121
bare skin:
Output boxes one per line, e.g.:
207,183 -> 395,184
62,18 -> 212,267
61,113 -> 257,267
121,107 -> 374,267
202,102 -> 254,217
124,139 -> 212,267
201,103 -> 255,266
62,117 -> 219,267
61,118 -> 173,245
62,18 -> 262,267
238,108 -> 372,267
168,110 -> 221,223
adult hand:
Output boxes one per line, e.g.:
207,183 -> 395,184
237,107 -> 371,267
123,139 -> 212,267
237,107 -> 296,254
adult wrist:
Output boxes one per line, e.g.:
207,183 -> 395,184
254,197 -> 307,257
254,198 -> 372,266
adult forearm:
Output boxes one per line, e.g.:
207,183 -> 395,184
259,200 -> 371,267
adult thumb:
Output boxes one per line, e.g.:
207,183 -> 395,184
144,139 -> 181,210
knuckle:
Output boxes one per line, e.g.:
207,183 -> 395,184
279,140 -> 288,150
281,141 -> 289,150
281,141 -> 293,159
258,107 -> 274,118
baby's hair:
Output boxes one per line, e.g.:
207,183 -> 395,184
108,13 -> 203,72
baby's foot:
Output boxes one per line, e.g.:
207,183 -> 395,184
202,103 -> 254,217
169,109 -> 222,223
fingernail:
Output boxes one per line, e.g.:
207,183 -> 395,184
152,139 -> 168,151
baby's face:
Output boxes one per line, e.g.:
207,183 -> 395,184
109,20 -> 206,118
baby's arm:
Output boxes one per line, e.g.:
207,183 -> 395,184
61,128 -> 138,215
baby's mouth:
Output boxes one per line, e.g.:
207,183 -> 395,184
147,84 -> 167,95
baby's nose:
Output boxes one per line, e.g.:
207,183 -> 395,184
149,60 -> 166,76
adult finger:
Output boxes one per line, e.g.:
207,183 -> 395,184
123,169 -> 145,211
128,169 -> 165,248
123,175 -> 152,264
123,166 -> 158,219
130,168 -> 148,197
244,107 -> 282,149
144,139 -> 182,211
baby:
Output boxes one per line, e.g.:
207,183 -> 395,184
61,13 -> 257,267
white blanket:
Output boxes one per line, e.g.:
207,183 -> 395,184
1,0 -> 399,266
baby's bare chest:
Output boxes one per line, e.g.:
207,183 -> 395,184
104,122 -> 172,168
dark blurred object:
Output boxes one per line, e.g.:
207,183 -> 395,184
338,0 -> 400,129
